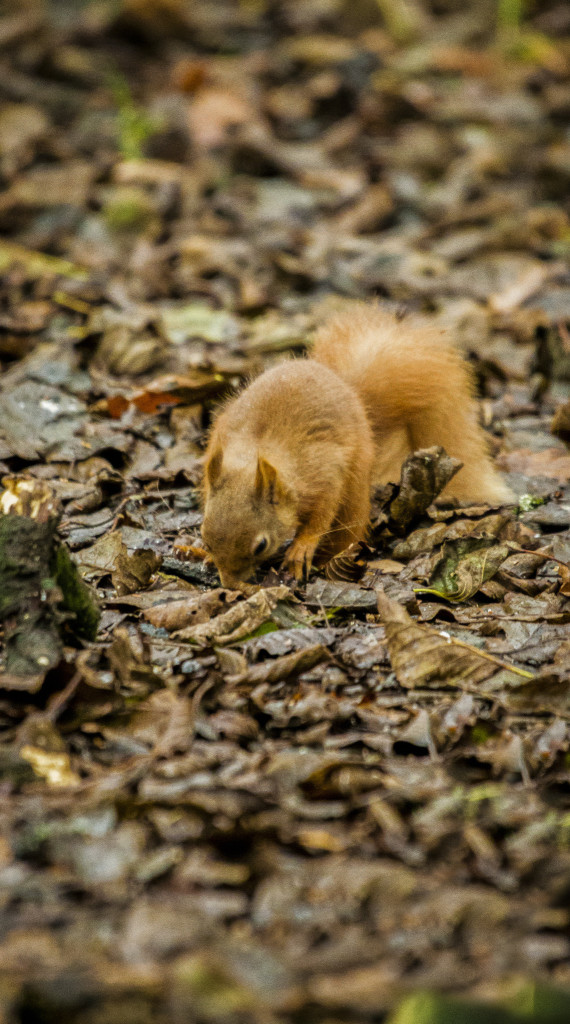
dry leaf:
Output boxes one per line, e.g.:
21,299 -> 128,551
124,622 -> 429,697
376,588 -> 533,691
175,585 -> 291,646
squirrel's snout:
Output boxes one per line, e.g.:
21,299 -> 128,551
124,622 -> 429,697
218,567 -> 255,592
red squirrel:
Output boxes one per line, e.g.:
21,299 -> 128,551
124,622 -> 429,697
201,304 -> 512,587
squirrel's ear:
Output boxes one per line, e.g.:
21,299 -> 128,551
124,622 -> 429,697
255,456 -> 281,503
206,447 -> 223,489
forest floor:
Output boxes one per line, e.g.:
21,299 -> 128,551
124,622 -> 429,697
1,1 -> 570,1022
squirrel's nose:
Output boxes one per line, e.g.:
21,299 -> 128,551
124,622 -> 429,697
218,568 -> 255,593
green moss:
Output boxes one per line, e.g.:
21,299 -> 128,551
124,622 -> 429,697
53,544 -> 100,641
388,991 -> 514,1024
103,188 -> 157,232
497,0 -> 526,30
471,723 -> 494,744
108,73 -> 162,160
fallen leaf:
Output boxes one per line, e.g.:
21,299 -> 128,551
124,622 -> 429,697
375,446 -> 462,538
112,544 -> 162,596
226,643 -> 330,685
143,589 -> 241,631
417,540 -> 511,602
175,585 -> 291,646
376,588 -> 533,692
497,447 -> 570,482
305,579 -> 377,609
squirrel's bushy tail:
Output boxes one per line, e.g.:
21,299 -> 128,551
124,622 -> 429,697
311,304 -> 512,503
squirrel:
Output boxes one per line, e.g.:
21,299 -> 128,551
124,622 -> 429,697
201,304 -> 513,588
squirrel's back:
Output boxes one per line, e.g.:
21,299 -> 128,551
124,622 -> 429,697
312,304 -> 512,504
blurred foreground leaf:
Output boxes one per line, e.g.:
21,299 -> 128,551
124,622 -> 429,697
0,241 -> 88,281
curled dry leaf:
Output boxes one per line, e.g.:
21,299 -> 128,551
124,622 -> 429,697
393,512 -> 511,560
143,589 -> 241,631
107,626 -> 163,691
226,643 -> 330,686
377,446 -> 463,538
175,585 -> 291,646
112,544 -> 162,596
325,542 -> 367,582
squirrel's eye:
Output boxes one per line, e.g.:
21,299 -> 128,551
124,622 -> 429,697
253,535 -> 268,557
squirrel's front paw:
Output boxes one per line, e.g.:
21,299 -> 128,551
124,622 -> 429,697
283,535 -> 319,582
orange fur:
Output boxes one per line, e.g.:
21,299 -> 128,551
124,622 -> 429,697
312,305 -> 512,503
202,304 -> 512,586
